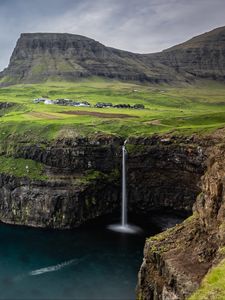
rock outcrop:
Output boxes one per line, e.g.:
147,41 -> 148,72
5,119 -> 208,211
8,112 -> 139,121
1,26 -> 225,85
137,130 -> 225,299
127,135 -> 206,214
0,172 -> 120,228
0,135 -> 122,228
0,134 -> 206,228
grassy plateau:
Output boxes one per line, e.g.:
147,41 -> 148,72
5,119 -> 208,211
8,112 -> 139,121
0,78 -> 225,141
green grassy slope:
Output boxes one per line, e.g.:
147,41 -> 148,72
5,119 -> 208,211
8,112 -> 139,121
1,78 -> 225,142
189,258 -> 225,300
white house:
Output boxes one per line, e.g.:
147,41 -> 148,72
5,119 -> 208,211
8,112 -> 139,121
44,99 -> 54,105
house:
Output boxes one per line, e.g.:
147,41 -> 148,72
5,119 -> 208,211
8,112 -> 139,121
74,101 -> 90,107
133,104 -> 145,109
44,99 -> 54,105
33,97 -> 91,107
55,98 -> 73,106
54,99 -> 90,107
95,102 -> 113,108
81,101 -> 91,107
33,98 -> 47,104
114,104 -> 131,108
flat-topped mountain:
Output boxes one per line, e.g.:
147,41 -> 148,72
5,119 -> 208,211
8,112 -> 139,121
1,26 -> 225,85
0,32 -> 180,84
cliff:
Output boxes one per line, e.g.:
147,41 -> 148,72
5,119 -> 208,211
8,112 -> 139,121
1,26 -> 225,85
0,33 -> 179,84
137,130 -> 225,299
0,127 -> 224,298
0,134 -> 206,228
147,26 -> 225,81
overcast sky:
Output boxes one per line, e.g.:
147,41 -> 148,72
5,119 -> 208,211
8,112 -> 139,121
0,0 -> 225,70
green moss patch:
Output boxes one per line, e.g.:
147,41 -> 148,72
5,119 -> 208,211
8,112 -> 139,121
189,259 -> 225,300
77,168 -> 120,186
0,155 -> 47,180
147,214 -> 198,254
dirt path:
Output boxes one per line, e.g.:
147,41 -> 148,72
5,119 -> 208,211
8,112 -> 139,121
28,112 -> 62,119
60,110 -> 139,118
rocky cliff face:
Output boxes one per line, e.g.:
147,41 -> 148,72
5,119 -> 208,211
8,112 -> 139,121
0,33 -> 178,84
1,26 -> 225,84
0,130 -> 222,297
0,134 -> 206,228
0,173 -> 120,228
137,130 -> 225,299
0,135 -> 122,228
147,26 -> 225,80
127,135 -> 206,214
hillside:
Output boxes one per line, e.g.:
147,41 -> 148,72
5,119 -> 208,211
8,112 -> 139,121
148,26 -> 225,80
0,79 -> 225,145
0,33 -> 179,85
1,26 -> 225,85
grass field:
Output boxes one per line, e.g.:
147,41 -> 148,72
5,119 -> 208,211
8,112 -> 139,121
189,258 -> 225,300
0,78 -> 225,143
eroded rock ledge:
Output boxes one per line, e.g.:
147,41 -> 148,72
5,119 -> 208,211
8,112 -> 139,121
0,134 -> 206,228
137,131 -> 225,299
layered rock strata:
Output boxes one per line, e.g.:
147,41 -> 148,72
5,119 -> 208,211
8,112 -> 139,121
137,132 -> 225,299
1,26 -> 225,84
0,134 -> 206,228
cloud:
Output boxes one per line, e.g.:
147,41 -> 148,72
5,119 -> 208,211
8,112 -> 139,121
0,0 -> 224,70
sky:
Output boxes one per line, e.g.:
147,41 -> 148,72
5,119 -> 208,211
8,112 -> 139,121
0,0 -> 225,70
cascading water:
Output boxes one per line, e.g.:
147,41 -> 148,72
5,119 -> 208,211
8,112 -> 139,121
108,140 -> 141,234
121,143 -> 127,227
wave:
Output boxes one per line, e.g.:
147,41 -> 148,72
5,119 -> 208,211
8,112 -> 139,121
29,259 -> 76,276
14,255 -> 89,281
14,256 -> 87,281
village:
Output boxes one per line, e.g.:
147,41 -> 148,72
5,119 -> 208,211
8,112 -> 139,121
33,98 -> 145,109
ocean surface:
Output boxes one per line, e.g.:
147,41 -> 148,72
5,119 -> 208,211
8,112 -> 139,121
0,213 -> 183,300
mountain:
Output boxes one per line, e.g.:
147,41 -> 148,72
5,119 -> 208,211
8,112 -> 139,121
0,33 -> 181,84
147,26 -> 225,80
0,26 -> 225,85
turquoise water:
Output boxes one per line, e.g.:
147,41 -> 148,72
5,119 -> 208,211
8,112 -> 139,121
0,214 -> 182,300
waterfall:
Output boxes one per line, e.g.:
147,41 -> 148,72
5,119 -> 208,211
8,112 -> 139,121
107,140 -> 141,234
121,144 -> 127,227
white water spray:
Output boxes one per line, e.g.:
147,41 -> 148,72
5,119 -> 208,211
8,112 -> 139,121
29,259 -> 75,276
108,140 -> 141,234
14,257 -> 89,282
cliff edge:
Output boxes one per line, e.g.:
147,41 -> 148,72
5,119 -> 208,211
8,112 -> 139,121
137,130 -> 225,299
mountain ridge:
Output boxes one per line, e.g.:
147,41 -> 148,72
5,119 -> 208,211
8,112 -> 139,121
164,26 -> 225,51
1,26 -> 225,85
